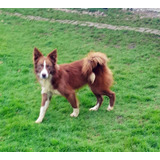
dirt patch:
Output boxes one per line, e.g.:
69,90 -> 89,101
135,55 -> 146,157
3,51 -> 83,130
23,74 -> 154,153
114,45 -> 121,49
128,43 -> 136,49
53,8 -> 107,17
123,8 -> 160,19
117,116 -> 123,124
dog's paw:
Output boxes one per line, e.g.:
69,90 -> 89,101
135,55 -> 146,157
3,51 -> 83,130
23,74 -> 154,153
70,112 -> 78,117
89,107 -> 98,111
70,108 -> 79,117
35,118 -> 42,123
107,105 -> 114,111
89,103 -> 99,111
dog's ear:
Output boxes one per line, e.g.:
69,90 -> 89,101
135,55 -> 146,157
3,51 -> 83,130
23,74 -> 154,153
33,48 -> 43,62
47,49 -> 57,64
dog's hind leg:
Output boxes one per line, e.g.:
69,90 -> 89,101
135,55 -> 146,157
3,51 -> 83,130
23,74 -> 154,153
35,92 -> 52,123
103,90 -> 115,111
89,94 -> 103,111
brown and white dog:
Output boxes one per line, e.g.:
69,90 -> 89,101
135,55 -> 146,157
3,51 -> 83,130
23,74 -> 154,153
33,48 -> 115,123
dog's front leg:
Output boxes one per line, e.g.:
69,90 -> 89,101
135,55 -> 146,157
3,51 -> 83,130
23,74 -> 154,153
65,92 -> 79,117
35,93 -> 51,123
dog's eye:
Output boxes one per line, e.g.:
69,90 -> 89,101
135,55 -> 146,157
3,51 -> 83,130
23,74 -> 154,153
46,65 -> 50,68
37,64 -> 43,68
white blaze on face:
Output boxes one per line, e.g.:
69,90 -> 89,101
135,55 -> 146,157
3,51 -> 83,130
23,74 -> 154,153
40,60 -> 49,79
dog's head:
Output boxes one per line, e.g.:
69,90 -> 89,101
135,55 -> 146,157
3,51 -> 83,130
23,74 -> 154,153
33,48 -> 57,79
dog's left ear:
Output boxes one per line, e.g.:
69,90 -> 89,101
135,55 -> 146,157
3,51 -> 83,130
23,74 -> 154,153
47,49 -> 57,64
33,48 -> 43,62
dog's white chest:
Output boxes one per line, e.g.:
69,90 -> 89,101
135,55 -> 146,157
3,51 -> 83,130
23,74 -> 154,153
39,78 -> 61,95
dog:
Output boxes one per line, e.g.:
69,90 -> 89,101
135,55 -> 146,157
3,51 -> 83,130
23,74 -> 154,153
33,48 -> 115,123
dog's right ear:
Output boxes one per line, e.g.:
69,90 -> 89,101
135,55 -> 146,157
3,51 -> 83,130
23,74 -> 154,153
47,49 -> 57,64
33,48 -> 43,62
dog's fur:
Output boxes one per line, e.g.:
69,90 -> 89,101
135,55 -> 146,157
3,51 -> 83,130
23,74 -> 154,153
33,48 -> 115,123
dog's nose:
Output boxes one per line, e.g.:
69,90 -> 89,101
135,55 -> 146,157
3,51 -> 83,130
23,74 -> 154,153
42,74 -> 46,78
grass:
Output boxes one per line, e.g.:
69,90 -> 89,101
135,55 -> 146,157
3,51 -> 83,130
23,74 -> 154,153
1,8 -> 160,30
0,8 -> 160,152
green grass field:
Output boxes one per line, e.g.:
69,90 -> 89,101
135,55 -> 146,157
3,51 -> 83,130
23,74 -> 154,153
0,8 -> 160,152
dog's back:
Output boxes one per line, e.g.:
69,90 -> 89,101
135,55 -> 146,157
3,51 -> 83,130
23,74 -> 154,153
59,60 -> 87,89
58,52 -> 113,90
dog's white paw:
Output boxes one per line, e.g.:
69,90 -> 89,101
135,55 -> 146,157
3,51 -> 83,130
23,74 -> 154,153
70,108 -> 79,117
89,103 -> 99,111
89,107 -> 98,111
107,105 -> 114,111
35,118 -> 42,123
70,113 -> 78,117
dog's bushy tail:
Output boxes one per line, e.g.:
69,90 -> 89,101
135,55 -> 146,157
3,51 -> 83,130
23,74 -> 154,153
82,52 -> 109,76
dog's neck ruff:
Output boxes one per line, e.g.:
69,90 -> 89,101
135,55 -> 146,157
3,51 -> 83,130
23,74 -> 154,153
39,76 -> 61,95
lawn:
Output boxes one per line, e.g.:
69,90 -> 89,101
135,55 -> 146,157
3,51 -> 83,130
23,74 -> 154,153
0,8 -> 160,152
